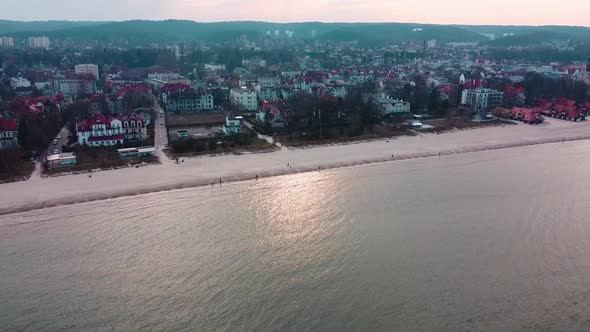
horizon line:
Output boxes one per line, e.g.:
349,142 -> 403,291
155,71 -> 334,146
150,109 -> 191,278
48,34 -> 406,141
2,19 -> 590,29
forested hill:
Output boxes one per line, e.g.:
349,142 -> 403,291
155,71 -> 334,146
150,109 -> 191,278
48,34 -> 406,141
2,20 -> 486,44
1,20 -> 589,46
0,20 -> 106,34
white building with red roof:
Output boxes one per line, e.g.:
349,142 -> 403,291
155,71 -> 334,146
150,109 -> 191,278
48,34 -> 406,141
77,113 -> 149,146
76,114 -> 124,147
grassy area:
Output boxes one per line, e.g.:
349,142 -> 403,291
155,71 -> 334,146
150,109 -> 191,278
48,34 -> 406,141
165,138 -> 278,159
43,146 -> 159,176
0,150 -> 35,183
277,125 -> 413,147
421,117 -> 516,133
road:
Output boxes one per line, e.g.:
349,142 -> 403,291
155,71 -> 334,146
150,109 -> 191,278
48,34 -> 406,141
29,126 -> 71,181
153,101 -> 171,163
242,119 -> 283,149
49,126 -> 71,155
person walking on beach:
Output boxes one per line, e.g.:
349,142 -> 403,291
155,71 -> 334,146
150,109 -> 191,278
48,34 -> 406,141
219,179 -> 222,187
256,175 -> 259,182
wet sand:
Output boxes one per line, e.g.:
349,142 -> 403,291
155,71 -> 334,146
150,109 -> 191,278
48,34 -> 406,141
1,117 -> 589,215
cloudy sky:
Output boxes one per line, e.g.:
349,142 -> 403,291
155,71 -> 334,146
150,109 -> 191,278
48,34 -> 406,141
6,0 -> 590,26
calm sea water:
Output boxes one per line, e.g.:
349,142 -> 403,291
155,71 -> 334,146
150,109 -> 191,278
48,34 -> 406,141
3,141 -> 590,331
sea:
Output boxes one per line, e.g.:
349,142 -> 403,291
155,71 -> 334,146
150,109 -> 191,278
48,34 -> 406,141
3,141 -> 590,331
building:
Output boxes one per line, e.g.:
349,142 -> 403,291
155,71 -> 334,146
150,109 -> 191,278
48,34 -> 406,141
121,114 -> 148,142
0,36 -> 15,47
223,116 -> 243,135
45,153 -> 77,169
0,117 -> 18,150
54,76 -> 97,97
376,94 -> 411,114
75,64 -> 100,80
117,147 -> 156,160
230,87 -> 258,111
28,37 -> 50,48
256,102 -> 286,129
76,114 -> 124,147
147,70 -> 180,81
166,89 -> 214,112
204,63 -> 226,71
461,88 -> 504,116
10,77 -> 31,89
242,59 -> 267,68
255,85 -> 280,101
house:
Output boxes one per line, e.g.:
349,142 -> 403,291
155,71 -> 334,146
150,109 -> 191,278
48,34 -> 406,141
121,114 -> 148,142
166,88 -> 214,112
223,116 -> 243,135
10,77 -> 31,89
76,114 -> 124,147
230,87 -> 258,111
256,102 -> 286,129
45,153 -> 77,169
0,117 -> 18,150
376,94 -> 411,114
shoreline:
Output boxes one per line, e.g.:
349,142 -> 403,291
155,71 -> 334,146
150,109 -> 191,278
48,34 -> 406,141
1,128 -> 589,216
1,117 -> 590,216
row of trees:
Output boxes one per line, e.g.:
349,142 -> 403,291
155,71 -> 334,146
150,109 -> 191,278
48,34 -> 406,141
521,73 -> 588,105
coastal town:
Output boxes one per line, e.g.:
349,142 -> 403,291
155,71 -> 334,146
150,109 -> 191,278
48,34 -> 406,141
1,29 -> 590,186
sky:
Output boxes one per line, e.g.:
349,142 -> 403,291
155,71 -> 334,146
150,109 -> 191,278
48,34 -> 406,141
4,0 -> 590,26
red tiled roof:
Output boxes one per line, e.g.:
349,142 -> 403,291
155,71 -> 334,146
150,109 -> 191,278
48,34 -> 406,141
0,118 -> 17,131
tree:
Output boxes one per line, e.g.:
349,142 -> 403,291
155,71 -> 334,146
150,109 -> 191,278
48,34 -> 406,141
428,89 -> 442,116
17,116 -> 29,150
0,81 -> 10,99
3,63 -> 19,77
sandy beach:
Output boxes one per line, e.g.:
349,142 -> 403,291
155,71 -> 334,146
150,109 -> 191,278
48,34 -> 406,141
1,117 -> 589,215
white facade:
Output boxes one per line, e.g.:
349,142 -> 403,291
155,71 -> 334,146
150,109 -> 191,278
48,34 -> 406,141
230,88 -> 258,111
10,77 -> 31,89
204,63 -> 226,71
0,37 -> 15,47
28,37 -> 50,48
75,64 -> 100,80
77,116 -> 124,147
461,88 -> 504,112
223,116 -> 242,135
242,59 -> 267,68
148,72 -> 180,81
46,153 -> 77,169
377,94 -> 411,114
54,79 -> 97,96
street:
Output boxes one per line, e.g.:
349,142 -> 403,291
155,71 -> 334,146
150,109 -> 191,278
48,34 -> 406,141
153,101 -> 170,163
47,126 -> 71,156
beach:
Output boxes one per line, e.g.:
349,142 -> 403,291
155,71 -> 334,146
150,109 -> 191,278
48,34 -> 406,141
1,117 -> 589,215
